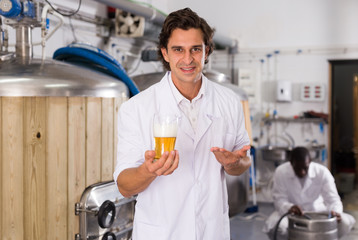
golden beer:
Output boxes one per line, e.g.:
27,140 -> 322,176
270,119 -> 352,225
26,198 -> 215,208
153,113 -> 178,159
154,137 -> 176,159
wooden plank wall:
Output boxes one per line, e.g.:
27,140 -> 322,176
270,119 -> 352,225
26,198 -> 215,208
67,97 -> 86,240
47,97 -> 68,239
101,98 -> 114,182
0,96 -> 127,240
2,97 -> 24,240
24,97 -> 46,239
86,97 -> 102,186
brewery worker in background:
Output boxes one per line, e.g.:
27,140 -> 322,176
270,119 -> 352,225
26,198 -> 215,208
113,7 -> 251,240
263,147 -> 356,240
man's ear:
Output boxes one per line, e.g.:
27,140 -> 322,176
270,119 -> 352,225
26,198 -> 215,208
161,48 -> 169,62
205,46 -> 209,61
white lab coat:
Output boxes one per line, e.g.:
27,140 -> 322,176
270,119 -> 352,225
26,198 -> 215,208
263,161 -> 355,239
114,72 -> 250,240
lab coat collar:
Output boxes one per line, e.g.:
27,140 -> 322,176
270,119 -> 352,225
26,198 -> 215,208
288,161 -> 316,178
168,71 -> 207,105
288,161 -> 316,190
307,162 -> 317,178
155,72 -> 182,116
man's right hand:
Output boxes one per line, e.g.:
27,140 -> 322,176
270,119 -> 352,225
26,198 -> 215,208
117,150 -> 179,198
289,205 -> 303,215
143,150 -> 179,176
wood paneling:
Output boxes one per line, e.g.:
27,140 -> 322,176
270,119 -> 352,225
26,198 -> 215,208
86,98 -> 102,186
2,97 -> 24,240
0,96 -> 124,239
46,97 -> 68,240
24,97 -> 46,240
113,98 -> 120,179
68,97 -> 86,240
101,98 -> 114,181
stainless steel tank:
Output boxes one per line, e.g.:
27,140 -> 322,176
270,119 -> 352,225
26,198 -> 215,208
0,57 -> 128,97
131,70 -> 251,216
0,55 -> 129,240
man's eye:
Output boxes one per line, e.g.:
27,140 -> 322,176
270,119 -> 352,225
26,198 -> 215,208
174,48 -> 182,52
192,48 -> 202,52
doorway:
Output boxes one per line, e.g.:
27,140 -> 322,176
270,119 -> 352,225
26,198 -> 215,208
330,60 -> 358,193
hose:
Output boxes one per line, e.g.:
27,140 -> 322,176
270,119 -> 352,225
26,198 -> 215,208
273,211 -> 291,240
53,43 -> 140,96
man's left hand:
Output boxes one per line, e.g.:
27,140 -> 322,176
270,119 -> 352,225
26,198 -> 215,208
211,145 -> 251,176
331,211 -> 342,223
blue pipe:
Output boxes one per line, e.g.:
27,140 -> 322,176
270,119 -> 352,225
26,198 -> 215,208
53,43 -> 140,96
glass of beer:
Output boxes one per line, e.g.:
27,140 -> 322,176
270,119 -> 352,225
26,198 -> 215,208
153,113 -> 178,159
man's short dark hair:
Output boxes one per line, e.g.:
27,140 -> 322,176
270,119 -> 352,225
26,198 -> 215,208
157,8 -> 215,71
290,147 -> 311,164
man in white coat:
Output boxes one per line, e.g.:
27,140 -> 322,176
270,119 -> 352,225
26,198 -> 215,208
113,8 -> 251,240
263,146 -> 355,240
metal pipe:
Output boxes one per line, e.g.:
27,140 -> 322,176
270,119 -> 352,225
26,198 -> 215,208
91,0 -> 166,25
15,25 -> 33,58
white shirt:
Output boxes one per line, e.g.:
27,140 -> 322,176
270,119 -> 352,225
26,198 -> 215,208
113,72 -> 250,240
169,75 -> 205,131
273,161 -> 343,215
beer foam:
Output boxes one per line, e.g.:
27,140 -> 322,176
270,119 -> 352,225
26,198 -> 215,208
153,123 -> 178,137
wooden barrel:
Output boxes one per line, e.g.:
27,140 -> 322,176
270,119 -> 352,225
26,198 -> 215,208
0,58 -> 129,240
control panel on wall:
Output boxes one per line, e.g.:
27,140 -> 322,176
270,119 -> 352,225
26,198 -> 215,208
300,83 -> 325,102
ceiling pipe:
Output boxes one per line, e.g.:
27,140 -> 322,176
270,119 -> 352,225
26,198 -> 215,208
91,0 -> 166,25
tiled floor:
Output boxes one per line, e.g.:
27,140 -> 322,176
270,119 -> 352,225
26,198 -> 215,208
230,189 -> 358,240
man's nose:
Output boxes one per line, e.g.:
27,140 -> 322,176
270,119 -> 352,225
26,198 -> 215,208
182,51 -> 194,64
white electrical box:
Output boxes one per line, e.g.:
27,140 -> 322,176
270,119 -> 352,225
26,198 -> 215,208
300,83 -> 325,102
276,81 -> 292,102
